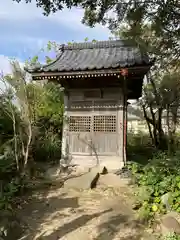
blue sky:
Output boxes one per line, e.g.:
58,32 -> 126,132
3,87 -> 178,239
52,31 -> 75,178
0,0 -> 110,73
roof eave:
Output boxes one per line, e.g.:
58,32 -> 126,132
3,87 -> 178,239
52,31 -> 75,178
29,62 -> 153,78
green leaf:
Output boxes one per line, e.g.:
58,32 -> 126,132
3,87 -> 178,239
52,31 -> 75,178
31,55 -> 39,64
45,56 -> 53,64
47,41 -> 52,51
177,182 -> 180,189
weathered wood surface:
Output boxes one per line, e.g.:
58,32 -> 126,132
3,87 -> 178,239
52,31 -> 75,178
62,88 -> 125,169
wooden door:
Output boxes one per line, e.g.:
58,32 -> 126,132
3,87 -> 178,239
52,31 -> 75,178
68,115 -> 92,155
68,99 -> 120,156
91,114 -> 118,156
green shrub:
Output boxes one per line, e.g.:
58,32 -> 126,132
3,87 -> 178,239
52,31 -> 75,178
128,151 -> 180,221
127,131 -> 155,165
164,232 -> 180,240
32,130 -> 61,163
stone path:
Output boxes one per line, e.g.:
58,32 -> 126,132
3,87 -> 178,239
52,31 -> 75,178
17,177 -> 149,240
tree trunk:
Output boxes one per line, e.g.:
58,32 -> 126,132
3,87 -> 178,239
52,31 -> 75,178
157,108 -> 167,150
142,104 -> 166,149
166,105 -> 172,155
142,104 -> 154,145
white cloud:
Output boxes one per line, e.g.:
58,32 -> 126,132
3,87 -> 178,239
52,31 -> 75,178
0,0 -> 110,34
0,55 -> 26,93
0,0 -> 111,59
0,55 -> 12,74
0,55 -> 24,75
0,55 -> 14,92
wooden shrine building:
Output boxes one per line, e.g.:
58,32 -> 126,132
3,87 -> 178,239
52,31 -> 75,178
27,40 -> 152,170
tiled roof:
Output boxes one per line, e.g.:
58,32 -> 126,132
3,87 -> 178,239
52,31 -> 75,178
28,40 -> 151,73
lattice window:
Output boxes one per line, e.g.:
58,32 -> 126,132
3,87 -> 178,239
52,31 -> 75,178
93,115 -> 117,132
69,116 -> 91,132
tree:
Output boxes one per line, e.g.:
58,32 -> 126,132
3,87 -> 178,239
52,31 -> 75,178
0,41 -> 65,238
113,22 -> 180,152
1,61 -> 34,173
25,41 -> 64,163
14,0 -> 180,41
0,91 -> 15,146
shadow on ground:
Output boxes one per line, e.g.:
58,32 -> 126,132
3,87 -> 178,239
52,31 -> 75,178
95,214 -> 144,240
16,183 -> 80,239
10,171 -> 146,240
38,209 -> 112,239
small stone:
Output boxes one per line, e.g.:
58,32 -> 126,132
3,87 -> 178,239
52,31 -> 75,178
161,192 -> 171,210
64,167 -> 100,190
160,215 -> 180,234
4,219 -> 23,240
90,172 -> 100,189
132,202 -> 142,210
98,173 -> 129,188
101,166 -> 108,175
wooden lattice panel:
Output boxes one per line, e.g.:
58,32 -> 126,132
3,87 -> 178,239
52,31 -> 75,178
93,115 -> 117,133
69,116 -> 91,132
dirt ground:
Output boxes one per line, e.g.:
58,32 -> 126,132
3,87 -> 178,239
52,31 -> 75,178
17,174 -> 152,240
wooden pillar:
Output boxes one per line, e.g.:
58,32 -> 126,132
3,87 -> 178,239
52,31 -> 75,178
122,70 -> 128,165
117,98 -> 124,160
123,94 -> 127,164
61,93 -> 69,162
122,92 -> 126,165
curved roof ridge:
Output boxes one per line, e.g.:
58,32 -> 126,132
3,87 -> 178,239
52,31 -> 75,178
25,39 -> 152,74
38,51 -> 64,70
24,50 -> 64,72
62,39 -> 133,50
